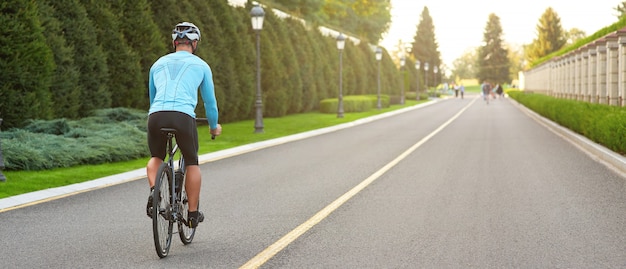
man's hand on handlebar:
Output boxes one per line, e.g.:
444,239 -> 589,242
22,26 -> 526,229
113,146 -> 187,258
210,124 -> 222,139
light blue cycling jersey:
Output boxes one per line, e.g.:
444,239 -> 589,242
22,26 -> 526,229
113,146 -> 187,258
148,51 -> 218,129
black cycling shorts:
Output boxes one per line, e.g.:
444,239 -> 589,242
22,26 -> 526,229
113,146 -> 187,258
147,111 -> 199,166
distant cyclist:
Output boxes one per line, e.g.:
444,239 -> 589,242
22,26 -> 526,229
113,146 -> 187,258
146,22 -> 222,228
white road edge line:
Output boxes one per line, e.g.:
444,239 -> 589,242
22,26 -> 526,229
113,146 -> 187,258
239,97 -> 478,269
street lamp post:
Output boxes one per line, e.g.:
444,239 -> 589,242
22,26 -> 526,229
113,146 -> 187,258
415,61 -> 420,100
336,33 -> 346,118
375,47 -> 382,110
400,56 -> 405,105
250,4 -> 265,133
424,62 -> 429,96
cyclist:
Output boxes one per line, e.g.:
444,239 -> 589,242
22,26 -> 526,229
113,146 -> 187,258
146,22 -> 221,228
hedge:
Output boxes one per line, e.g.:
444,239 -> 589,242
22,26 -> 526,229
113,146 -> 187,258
508,90 -> 626,155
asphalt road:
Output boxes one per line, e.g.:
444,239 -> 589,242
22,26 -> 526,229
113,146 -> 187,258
1,95 -> 625,268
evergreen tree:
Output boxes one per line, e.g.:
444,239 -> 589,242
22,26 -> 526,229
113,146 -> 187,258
616,1 -> 626,20
524,7 -> 566,64
46,0 -> 111,113
477,13 -> 510,84
36,0 -> 81,119
272,0 -> 324,23
231,4 -> 258,119
81,0 -> 144,108
451,48 -> 477,81
204,0 -> 254,122
320,0 -> 391,43
111,0 -> 166,109
259,11 -> 291,117
564,28 -> 586,46
148,0 -> 184,48
0,0 -> 54,128
411,7 -> 441,88
182,0 -> 218,118
284,18 -> 313,113
350,42 -> 370,95
271,16 -> 302,115
307,27 -> 335,104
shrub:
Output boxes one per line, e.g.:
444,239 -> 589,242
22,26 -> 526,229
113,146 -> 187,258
319,95 -> 389,113
508,90 -> 626,155
0,108 -> 148,171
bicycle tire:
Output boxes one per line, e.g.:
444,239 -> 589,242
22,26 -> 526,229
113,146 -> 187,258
177,186 -> 196,244
153,163 -> 174,258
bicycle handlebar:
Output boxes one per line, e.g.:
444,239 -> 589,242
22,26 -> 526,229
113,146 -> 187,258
195,118 -> 216,140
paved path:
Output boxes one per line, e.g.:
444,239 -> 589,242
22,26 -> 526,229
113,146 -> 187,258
1,95 -> 625,268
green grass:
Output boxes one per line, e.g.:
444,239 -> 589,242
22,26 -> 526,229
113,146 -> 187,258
0,99 -> 428,199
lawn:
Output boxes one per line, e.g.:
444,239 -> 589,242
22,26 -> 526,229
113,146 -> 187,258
0,98 -> 430,198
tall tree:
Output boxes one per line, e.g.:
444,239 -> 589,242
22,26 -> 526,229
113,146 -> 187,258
411,6 -> 441,88
615,1 -> 626,19
451,48 -> 477,81
0,0 -> 54,128
564,28 -> 586,45
46,0 -> 111,113
477,13 -> 510,84
111,0 -> 166,109
36,0 -> 81,119
320,0 -> 391,43
524,7 -> 566,64
272,0 -> 324,23
81,0 -> 144,108
204,0 -> 255,122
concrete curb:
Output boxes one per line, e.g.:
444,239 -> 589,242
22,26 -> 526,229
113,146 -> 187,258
510,98 -> 626,177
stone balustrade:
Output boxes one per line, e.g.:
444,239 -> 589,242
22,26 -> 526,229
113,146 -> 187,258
521,27 -> 626,106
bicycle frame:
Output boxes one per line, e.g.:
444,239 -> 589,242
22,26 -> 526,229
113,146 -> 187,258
153,118 -> 208,257
163,131 -> 187,224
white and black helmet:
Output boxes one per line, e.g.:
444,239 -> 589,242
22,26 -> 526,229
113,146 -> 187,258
171,22 -> 201,41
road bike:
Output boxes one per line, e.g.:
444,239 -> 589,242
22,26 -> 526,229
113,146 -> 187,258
152,118 -> 213,258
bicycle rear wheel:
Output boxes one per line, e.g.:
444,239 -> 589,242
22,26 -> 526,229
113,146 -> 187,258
177,184 -> 196,244
153,163 -> 174,258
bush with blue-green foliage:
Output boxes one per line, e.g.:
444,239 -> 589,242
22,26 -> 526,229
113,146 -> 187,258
0,108 -> 148,171
508,90 -> 626,155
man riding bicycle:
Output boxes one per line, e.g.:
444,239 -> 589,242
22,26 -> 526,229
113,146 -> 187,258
146,22 -> 221,228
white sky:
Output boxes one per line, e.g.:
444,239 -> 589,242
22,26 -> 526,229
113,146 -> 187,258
381,0 -> 622,67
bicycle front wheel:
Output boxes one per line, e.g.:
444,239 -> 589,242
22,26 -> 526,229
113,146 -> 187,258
153,163 -> 174,258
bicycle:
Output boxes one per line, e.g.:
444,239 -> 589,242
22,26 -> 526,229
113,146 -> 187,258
152,118 -> 213,258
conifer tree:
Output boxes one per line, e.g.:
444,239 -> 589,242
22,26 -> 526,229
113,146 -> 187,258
524,7 -> 566,64
111,0 -> 166,109
81,0 -> 144,108
477,13 -> 510,84
277,19 -> 304,114
284,18 -> 314,113
202,0 -> 255,122
0,0 -> 54,128
36,0 -> 81,119
615,1 -> 626,20
46,0 -> 111,113
349,42 -> 370,95
307,27 -> 335,103
259,12 -> 292,117
411,7 -> 441,89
